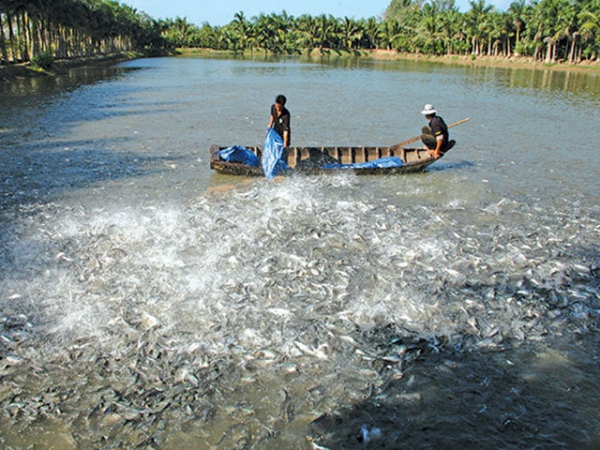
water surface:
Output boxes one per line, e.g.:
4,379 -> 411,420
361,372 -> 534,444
0,56 -> 599,449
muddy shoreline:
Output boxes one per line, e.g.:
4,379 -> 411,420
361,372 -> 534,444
0,51 -> 173,82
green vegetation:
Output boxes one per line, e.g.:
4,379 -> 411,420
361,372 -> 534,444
0,0 -> 166,65
2,0 -> 599,66
162,0 -> 600,64
30,51 -> 54,69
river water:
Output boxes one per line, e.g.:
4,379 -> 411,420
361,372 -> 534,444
0,56 -> 599,449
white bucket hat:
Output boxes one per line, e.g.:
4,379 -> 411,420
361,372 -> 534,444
421,104 -> 437,115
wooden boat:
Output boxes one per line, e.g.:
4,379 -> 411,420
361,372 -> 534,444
210,118 -> 469,177
209,144 -> 448,176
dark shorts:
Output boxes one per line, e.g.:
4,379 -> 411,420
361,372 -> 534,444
421,126 -> 454,153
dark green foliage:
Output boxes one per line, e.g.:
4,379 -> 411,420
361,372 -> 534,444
30,52 -> 55,70
154,0 -> 600,63
0,0 -> 167,64
1,0 -> 599,64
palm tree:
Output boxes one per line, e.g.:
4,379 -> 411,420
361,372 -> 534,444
363,17 -> 381,49
229,11 -> 251,52
295,14 -> 319,52
465,0 -> 494,55
440,6 -> 462,55
312,14 -> 338,52
378,19 -> 401,50
339,16 -> 361,50
508,0 -> 527,54
419,2 -> 445,54
555,2 -> 579,63
0,10 -> 7,62
1,0 -> 27,61
0,0 -> 166,64
252,12 -> 291,54
6,0 -> 600,64
484,10 -> 504,55
578,8 -> 599,60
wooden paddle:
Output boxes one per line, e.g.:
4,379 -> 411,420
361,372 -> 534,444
389,117 -> 471,150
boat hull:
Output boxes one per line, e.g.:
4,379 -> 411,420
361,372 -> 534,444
209,144 -> 442,176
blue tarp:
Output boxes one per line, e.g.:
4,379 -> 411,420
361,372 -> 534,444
323,156 -> 404,170
217,145 -> 261,167
262,128 -> 289,179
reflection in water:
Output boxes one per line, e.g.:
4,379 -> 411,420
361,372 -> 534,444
464,64 -> 600,99
527,67 -> 600,94
0,65 -> 137,100
0,56 -> 599,449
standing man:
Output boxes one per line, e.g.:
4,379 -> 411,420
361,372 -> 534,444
420,104 -> 450,159
268,94 -> 291,148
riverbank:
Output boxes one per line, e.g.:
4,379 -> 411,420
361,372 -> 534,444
0,50 -> 174,82
179,47 -> 600,73
3,48 -> 598,83
365,49 -> 600,73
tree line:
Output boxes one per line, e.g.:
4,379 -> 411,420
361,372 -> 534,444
166,0 -> 600,64
0,0 -> 165,66
2,0 -> 600,67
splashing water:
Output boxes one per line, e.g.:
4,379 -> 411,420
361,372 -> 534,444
1,173 -> 598,448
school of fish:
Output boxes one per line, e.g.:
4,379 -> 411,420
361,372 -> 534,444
1,172 -> 598,449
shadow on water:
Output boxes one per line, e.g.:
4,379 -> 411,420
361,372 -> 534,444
0,143 -> 187,211
308,333 -> 600,449
427,159 -> 476,172
305,234 -> 600,449
0,65 -> 141,99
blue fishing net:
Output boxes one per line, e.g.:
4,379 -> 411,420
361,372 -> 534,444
217,145 -> 261,167
323,156 -> 404,169
262,128 -> 289,179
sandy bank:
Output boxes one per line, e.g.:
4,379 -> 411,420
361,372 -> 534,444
365,50 -> 600,73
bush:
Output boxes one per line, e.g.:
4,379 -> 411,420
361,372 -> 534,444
31,52 -> 55,70
514,42 -> 528,57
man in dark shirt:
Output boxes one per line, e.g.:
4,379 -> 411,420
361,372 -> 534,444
420,104 -> 449,159
268,94 -> 291,148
